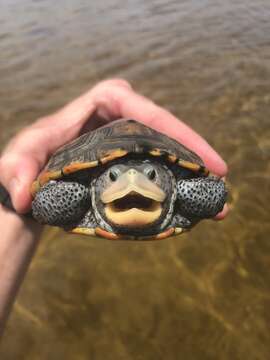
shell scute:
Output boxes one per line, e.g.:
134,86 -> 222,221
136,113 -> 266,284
36,119 -> 207,188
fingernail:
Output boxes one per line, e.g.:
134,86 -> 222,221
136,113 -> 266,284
10,177 -> 19,191
9,177 -> 20,203
97,106 -> 112,121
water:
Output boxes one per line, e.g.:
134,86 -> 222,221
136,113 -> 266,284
0,1 -> 270,359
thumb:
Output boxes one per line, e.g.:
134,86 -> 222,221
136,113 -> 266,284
0,153 -> 40,213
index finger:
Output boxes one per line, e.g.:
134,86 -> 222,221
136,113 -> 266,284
35,80 -> 228,176
92,85 -> 227,176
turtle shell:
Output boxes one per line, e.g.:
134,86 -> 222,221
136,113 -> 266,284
32,119 -> 208,195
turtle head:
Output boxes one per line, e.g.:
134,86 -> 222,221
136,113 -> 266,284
92,159 -> 176,233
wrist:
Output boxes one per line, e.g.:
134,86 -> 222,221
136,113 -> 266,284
0,205 -> 42,335
0,205 -> 40,239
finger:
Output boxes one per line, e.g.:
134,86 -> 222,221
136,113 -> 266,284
0,80 -> 130,212
93,84 -> 228,176
213,203 -> 229,220
0,79 -> 131,212
22,79 -> 132,158
0,154 -> 40,213
10,78 -> 226,177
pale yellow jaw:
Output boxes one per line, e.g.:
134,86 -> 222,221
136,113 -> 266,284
101,169 -> 165,227
105,206 -> 162,227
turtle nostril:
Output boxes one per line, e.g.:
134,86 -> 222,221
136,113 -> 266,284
128,169 -> 137,176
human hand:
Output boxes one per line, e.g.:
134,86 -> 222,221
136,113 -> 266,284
0,79 -> 228,219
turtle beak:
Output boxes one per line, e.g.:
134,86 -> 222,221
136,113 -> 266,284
101,169 -> 165,203
101,169 -> 166,227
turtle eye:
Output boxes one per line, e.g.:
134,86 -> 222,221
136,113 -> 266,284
145,166 -> 156,181
109,168 -> 120,182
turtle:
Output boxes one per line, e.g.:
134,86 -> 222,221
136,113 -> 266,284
25,119 -> 227,240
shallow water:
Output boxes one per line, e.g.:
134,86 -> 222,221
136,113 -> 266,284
0,1 -> 270,359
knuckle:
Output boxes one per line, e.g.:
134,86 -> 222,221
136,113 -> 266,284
95,78 -> 132,92
0,153 -> 20,186
33,115 -> 52,127
0,153 -> 20,171
108,78 -> 132,89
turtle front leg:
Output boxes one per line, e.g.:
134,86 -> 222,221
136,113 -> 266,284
32,180 -> 90,226
176,177 -> 227,219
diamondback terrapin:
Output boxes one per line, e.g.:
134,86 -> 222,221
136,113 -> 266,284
24,119 -> 227,240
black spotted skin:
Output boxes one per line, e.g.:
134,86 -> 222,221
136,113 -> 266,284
176,177 -> 227,219
32,181 -> 90,226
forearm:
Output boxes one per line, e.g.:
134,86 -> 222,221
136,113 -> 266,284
0,206 -> 41,336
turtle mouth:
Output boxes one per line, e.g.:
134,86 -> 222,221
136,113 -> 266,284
110,191 -> 160,212
104,192 -> 162,227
